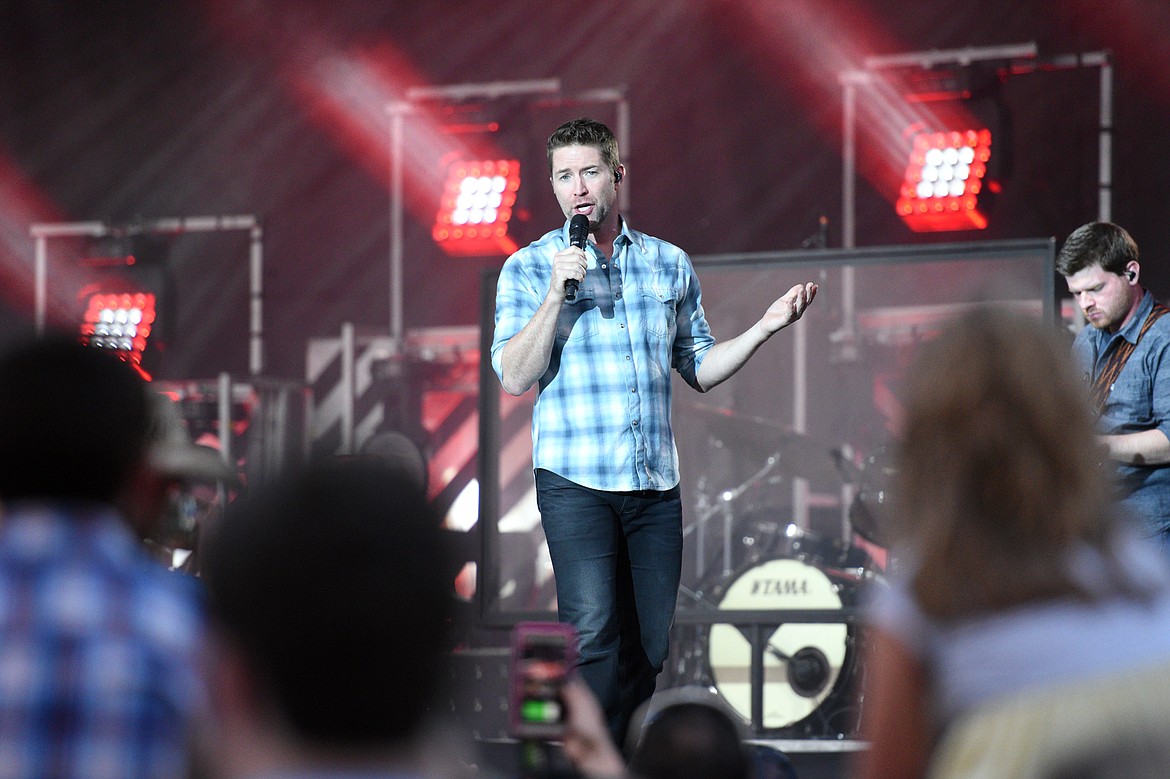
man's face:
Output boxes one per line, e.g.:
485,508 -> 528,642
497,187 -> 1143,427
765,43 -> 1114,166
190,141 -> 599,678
549,144 -> 621,230
1065,263 -> 1136,333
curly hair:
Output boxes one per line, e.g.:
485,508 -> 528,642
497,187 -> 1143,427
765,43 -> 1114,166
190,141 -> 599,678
893,307 -> 1132,619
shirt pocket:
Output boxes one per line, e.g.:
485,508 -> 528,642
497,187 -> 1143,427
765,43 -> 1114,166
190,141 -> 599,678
638,285 -> 677,340
1107,370 -> 1154,423
556,291 -> 599,342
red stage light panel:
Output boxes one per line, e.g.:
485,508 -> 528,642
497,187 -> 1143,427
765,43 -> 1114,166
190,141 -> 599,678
433,159 -> 521,257
896,129 -> 993,232
80,291 -> 156,368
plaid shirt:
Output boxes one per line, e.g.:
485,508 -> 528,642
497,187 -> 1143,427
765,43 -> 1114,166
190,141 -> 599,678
0,503 -> 204,779
492,218 -> 715,492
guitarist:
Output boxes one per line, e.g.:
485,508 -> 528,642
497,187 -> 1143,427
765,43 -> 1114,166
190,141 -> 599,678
1060,221 -> 1170,550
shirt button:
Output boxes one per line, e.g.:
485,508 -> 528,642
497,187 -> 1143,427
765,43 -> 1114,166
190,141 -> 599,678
615,291 -> 622,299
625,355 -> 631,361
632,420 -> 639,426
620,323 -> 625,329
630,387 -> 636,393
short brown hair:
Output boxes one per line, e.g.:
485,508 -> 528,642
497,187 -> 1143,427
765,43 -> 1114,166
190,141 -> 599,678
1057,221 -> 1138,277
547,117 -> 621,177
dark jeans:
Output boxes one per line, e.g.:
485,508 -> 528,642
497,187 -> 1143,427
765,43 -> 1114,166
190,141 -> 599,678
535,469 -> 683,746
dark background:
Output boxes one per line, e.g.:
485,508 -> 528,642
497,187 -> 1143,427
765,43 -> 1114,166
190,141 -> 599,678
1,0 -> 1166,381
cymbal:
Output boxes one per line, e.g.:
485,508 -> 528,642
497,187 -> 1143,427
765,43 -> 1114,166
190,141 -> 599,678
681,402 -> 846,484
683,402 -> 785,438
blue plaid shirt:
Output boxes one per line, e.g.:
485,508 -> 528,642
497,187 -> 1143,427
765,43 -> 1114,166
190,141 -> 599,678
492,218 -> 715,492
0,503 -> 205,779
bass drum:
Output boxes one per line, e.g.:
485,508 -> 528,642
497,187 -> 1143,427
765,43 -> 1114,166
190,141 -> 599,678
705,558 -> 856,734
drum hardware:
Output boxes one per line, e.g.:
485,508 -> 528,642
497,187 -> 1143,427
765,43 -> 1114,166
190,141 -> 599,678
772,645 -> 832,699
686,402 -> 848,486
688,454 -> 786,581
702,558 -> 857,733
849,445 -> 898,548
686,402 -> 876,589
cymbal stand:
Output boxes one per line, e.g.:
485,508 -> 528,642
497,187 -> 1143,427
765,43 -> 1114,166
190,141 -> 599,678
688,453 -> 781,581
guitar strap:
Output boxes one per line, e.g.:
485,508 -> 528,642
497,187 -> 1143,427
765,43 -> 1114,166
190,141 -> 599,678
1090,302 -> 1170,416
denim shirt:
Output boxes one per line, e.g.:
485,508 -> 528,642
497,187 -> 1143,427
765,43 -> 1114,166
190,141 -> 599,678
1073,290 -> 1170,534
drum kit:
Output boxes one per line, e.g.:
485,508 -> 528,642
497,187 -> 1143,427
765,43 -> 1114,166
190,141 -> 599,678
671,403 -> 896,738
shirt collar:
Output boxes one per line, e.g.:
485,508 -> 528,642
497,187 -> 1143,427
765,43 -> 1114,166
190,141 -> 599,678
1115,290 -> 1155,345
617,216 -> 644,253
559,215 -> 643,254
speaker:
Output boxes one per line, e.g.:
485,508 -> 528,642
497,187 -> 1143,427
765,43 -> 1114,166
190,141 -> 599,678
445,648 -> 511,740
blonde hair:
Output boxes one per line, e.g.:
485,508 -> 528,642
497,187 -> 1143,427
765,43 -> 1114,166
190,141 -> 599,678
894,307 -> 1121,619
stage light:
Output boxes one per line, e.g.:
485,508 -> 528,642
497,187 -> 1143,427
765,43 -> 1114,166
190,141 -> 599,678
80,291 -> 156,371
896,129 -> 993,232
433,159 -> 521,257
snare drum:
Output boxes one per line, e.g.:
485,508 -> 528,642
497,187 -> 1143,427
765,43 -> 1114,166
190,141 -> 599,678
704,558 -> 854,732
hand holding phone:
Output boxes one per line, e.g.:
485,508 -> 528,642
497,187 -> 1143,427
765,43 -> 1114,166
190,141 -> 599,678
508,621 -> 577,740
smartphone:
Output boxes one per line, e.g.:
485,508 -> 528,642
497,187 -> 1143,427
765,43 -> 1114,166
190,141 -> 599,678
508,621 -> 578,740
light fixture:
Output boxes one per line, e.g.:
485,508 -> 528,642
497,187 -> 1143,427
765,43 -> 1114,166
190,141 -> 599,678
433,159 -> 521,257
80,291 -> 156,373
896,129 -> 993,232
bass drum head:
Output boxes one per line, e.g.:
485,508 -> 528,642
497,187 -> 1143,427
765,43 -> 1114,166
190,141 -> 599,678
706,558 -> 852,733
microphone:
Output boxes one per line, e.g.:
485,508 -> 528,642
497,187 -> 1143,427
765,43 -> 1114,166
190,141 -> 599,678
565,214 -> 589,302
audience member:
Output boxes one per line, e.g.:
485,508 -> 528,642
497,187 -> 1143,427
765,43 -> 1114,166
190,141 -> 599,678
559,676 -> 628,778
197,458 -> 464,778
0,336 -> 205,779
136,389 -> 236,572
854,309 -> 1170,779
560,681 -> 793,779
627,698 -> 751,779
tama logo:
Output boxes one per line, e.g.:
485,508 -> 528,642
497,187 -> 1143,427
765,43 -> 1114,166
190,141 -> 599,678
751,578 -> 810,596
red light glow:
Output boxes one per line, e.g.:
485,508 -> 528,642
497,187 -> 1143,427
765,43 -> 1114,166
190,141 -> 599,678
895,128 -> 993,231
433,158 -> 521,257
79,291 -> 157,367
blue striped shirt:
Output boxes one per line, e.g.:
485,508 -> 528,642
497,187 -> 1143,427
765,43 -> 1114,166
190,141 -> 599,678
492,218 -> 715,492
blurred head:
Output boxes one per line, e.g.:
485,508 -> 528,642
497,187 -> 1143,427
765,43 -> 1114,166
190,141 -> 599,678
628,700 -> 751,779
200,459 -> 453,749
894,307 -> 1114,618
1059,223 -> 1142,334
0,336 -> 150,504
128,390 -> 237,547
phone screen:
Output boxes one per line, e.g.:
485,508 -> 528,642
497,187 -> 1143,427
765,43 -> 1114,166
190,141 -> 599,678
510,623 -> 576,739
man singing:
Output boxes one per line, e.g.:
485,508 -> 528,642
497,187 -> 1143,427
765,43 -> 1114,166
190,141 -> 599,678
491,117 -> 818,742
1059,221 -> 1170,549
